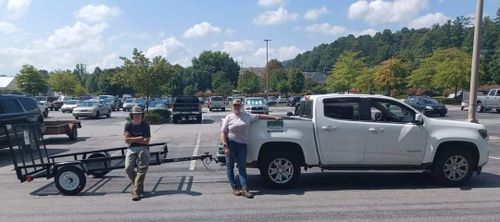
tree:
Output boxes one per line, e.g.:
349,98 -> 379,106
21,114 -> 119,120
325,51 -> 366,93
183,85 -> 196,95
238,71 -> 261,94
214,81 -> 233,96
113,49 -> 173,108
373,58 -> 410,95
48,70 -> 80,95
431,48 -> 471,96
287,69 -> 305,94
16,65 -> 48,96
191,51 -> 240,91
407,56 -> 436,92
353,67 -> 375,93
269,68 -> 289,94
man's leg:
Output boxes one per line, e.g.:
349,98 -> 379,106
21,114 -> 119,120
236,143 -> 252,198
134,147 -> 150,196
124,149 -> 137,185
225,141 -> 238,192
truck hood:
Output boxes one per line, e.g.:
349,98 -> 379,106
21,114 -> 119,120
426,117 -> 485,130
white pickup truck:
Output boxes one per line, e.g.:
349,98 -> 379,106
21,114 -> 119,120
477,89 -> 500,112
218,94 -> 489,188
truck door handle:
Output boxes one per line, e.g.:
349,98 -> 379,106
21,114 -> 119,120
369,127 -> 384,133
321,125 -> 336,131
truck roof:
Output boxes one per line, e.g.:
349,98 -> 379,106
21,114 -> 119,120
305,93 -> 398,101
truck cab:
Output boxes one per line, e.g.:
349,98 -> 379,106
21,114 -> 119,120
477,89 -> 500,112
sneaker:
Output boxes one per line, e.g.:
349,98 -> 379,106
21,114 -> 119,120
240,189 -> 254,199
232,188 -> 242,196
132,192 -> 141,201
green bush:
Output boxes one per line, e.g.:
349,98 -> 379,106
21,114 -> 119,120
432,96 -> 459,105
145,109 -> 171,124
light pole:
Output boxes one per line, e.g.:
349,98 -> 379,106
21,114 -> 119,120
264,39 -> 272,97
467,0 -> 483,123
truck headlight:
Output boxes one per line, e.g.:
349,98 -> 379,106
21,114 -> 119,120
425,106 -> 433,110
479,129 -> 488,140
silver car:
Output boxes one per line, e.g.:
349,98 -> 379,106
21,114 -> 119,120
72,100 -> 112,119
244,97 -> 269,114
61,100 -> 80,113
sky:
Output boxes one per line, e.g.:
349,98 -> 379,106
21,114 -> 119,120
0,0 -> 499,75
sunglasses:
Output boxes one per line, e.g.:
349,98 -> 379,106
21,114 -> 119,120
233,104 -> 241,107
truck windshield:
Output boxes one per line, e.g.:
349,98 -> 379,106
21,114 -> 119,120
176,96 -> 198,103
246,99 -> 265,105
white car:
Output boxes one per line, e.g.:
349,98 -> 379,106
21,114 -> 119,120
37,101 -> 48,118
277,96 -> 287,103
218,94 -> 489,188
61,100 -> 79,113
244,97 -> 269,114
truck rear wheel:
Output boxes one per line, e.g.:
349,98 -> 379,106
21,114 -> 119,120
86,152 -> 111,178
477,102 -> 483,113
260,151 -> 301,189
55,165 -> 86,195
68,126 -> 78,141
432,149 -> 474,186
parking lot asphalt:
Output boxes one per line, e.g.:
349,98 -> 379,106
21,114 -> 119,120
1,105 -> 500,222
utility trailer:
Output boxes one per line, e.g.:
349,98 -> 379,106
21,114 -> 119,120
43,120 -> 81,141
3,122 -> 218,195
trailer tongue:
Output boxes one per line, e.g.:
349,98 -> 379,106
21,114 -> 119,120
3,122 -> 219,195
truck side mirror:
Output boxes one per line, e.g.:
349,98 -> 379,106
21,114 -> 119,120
286,112 -> 293,116
414,113 -> 424,125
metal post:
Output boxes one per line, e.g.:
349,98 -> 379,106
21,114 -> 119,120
467,0 -> 483,123
264,39 -> 271,97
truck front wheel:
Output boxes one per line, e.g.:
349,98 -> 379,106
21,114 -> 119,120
432,149 -> 474,186
260,151 -> 301,189
477,102 -> 484,113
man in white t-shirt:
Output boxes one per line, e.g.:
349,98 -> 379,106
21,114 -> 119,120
220,99 -> 281,198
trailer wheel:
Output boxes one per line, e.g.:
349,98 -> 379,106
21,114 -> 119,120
86,152 -> 111,178
55,165 -> 86,195
68,126 -> 78,141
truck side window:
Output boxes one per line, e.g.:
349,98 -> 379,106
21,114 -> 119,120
0,99 -> 24,113
496,91 -> 500,96
295,101 -> 313,118
489,90 -> 496,96
323,98 -> 360,120
370,99 -> 414,123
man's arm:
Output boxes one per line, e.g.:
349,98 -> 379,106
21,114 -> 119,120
124,132 -> 144,144
220,132 -> 229,154
256,114 -> 282,120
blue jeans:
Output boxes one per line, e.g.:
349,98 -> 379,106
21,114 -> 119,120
226,140 -> 248,189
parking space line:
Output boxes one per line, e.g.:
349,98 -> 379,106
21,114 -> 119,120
489,156 -> 500,160
189,133 -> 201,171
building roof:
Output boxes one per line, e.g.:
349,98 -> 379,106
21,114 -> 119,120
0,76 -> 15,88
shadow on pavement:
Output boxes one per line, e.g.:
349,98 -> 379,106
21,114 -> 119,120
250,172 -> 500,196
30,175 -> 202,197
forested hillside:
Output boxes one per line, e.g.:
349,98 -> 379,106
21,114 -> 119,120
285,9 -> 500,84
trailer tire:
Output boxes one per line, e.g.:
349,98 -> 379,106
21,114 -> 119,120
260,151 -> 301,189
68,126 -> 78,141
86,152 -> 111,178
55,165 -> 86,195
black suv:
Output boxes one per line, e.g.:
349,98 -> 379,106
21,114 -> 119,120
0,94 -> 44,149
404,96 -> 447,117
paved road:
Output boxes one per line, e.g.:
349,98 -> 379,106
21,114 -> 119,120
1,105 -> 500,222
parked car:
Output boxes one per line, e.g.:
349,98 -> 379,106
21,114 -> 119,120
244,97 -> 269,114
1,94 -> 44,149
460,90 -> 489,111
172,96 -> 202,123
217,94 -> 489,188
287,96 -> 302,107
267,96 -> 277,106
404,96 -> 447,117
476,89 -> 500,113
147,101 -> 168,111
122,98 -> 145,111
35,96 -> 58,111
72,100 -> 112,119
208,96 -> 226,111
277,96 -> 287,104
52,96 -> 74,111
37,101 -> 49,118
99,95 -> 118,111
61,100 -> 80,113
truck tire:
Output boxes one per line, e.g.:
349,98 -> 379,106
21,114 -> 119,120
432,149 -> 474,186
172,115 -> 179,124
68,126 -> 78,141
106,110 -> 111,118
196,114 -> 202,124
43,109 -> 49,118
222,108 -> 226,112
55,165 -> 86,195
496,109 -> 500,113
260,151 -> 301,189
95,111 -> 100,119
86,152 -> 111,178
477,102 -> 483,113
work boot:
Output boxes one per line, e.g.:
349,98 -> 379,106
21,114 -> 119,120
240,189 -> 254,199
132,192 -> 141,201
232,188 -> 241,196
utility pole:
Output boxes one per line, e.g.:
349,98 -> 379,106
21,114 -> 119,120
467,0 -> 483,123
264,39 -> 272,98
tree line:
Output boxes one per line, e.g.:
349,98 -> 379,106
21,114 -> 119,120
286,10 -> 500,94
15,49 -> 307,98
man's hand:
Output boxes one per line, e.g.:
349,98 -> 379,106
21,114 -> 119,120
223,144 -> 230,155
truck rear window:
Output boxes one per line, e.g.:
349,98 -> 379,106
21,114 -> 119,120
295,101 -> 313,118
175,96 -> 198,103
211,97 -> 223,101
